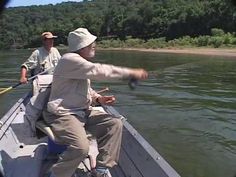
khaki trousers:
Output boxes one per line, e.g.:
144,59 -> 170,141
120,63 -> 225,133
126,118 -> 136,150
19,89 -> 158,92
43,108 -> 123,177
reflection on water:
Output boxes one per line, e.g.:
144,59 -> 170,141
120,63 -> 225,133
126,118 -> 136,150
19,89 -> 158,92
0,49 -> 236,177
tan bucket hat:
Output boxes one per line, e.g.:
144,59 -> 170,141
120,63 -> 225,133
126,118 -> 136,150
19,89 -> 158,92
41,32 -> 57,39
67,28 -> 97,52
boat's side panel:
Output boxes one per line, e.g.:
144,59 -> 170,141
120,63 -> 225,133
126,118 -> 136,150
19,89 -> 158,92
105,106 -> 180,177
0,94 -> 47,177
119,121 -> 180,177
116,147 -> 143,177
0,126 -> 20,176
0,96 -> 27,177
109,165 -> 126,177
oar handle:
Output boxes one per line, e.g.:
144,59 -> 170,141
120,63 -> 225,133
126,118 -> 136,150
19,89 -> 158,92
0,67 -> 54,95
15,68 -> 53,88
27,68 -> 52,81
12,82 -> 22,89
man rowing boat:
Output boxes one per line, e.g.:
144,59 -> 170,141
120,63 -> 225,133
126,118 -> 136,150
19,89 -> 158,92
20,32 -> 61,84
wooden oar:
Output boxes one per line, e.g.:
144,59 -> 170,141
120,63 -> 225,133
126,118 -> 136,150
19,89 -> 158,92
0,68 -> 54,95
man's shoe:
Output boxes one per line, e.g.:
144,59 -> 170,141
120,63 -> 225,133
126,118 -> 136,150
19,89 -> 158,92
90,167 -> 109,177
45,171 -> 56,177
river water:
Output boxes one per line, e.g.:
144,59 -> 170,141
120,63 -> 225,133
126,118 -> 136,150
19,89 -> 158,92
0,49 -> 236,177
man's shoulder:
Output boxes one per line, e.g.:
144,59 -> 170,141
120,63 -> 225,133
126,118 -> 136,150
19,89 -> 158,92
37,47 -> 44,51
31,47 -> 42,55
51,47 -> 59,52
62,52 -> 77,57
36,47 -> 45,53
62,53 -> 84,62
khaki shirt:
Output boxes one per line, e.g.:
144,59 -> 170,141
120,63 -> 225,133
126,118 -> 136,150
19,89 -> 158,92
22,47 -> 61,75
47,53 -> 131,117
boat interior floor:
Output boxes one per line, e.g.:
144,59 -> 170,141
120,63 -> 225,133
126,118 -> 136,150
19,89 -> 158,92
0,106 -> 113,177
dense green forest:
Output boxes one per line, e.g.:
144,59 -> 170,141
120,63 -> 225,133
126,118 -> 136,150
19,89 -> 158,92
1,0 -> 236,49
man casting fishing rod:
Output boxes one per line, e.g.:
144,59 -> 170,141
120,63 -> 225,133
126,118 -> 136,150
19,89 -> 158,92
43,28 -> 148,177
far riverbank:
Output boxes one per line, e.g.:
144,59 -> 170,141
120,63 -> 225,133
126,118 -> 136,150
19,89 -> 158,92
97,47 -> 236,58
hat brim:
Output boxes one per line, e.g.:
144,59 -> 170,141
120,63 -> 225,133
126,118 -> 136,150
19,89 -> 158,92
44,36 -> 58,39
68,35 -> 97,52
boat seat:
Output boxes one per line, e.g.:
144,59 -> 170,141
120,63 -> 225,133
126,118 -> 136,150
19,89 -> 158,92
35,120 -> 98,170
35,120 -> 96,145
35,120 -> 56,142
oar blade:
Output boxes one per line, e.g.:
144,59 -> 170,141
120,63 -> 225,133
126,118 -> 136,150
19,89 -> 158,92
0,86 -> 13,95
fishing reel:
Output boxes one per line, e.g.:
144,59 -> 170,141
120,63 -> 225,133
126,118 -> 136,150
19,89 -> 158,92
128,78 -> 139,90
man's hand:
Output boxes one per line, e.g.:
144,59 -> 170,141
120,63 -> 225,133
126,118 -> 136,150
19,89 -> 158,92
20,76 -> 28,84
20,67 -> 28,84
97,95 -> 116,105
130,69 -> 148,80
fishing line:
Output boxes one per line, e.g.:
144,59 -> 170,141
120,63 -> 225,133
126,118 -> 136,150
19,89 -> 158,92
128,61 -> 202,90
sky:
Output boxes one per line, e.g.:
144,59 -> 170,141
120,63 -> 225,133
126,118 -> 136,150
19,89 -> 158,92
7,0 -> 81,7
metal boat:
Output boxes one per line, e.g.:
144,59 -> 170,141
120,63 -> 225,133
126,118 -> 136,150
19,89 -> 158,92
0,92 -> 180,177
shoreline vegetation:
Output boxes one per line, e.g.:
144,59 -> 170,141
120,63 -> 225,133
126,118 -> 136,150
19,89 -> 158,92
2,1 -> 236,55
12,27 -> 236,58
94,28 -> 236,58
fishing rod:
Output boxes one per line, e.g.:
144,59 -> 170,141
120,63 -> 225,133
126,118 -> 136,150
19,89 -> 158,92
0,67 -> 54,95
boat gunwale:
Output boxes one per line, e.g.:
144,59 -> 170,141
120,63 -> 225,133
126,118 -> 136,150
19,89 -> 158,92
0,93 -> 30,138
